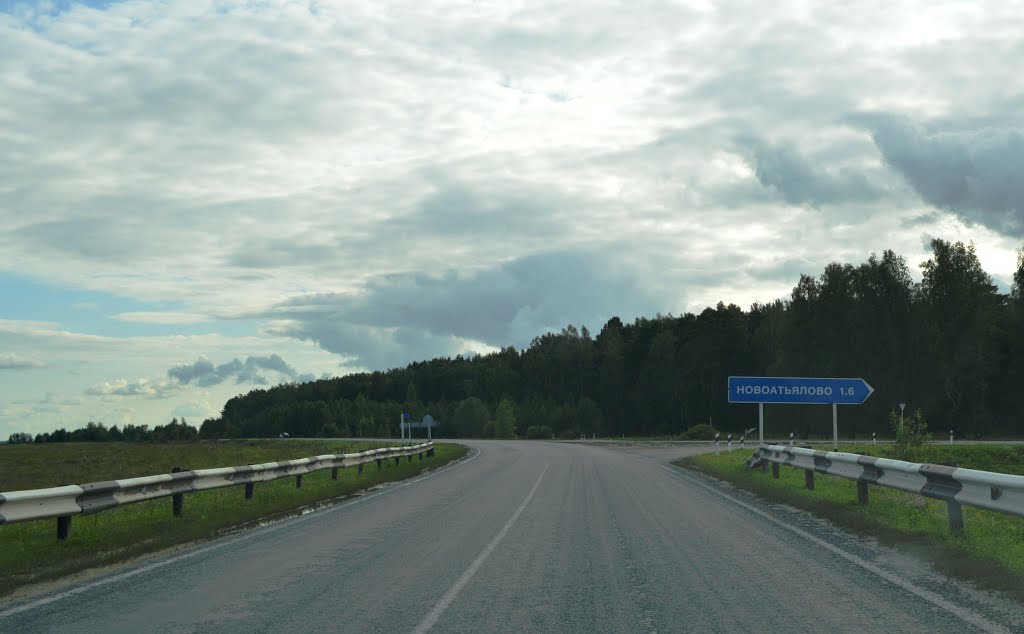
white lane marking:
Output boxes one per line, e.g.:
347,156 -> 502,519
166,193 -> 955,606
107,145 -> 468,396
0,446 -> 481,620
412,464 -> 549,634
658,463 -> 1008,634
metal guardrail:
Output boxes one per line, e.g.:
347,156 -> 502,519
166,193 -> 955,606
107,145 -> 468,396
0,441 -> 434,539
749,444 -> 1024,534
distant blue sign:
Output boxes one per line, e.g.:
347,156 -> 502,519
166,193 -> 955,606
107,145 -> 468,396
401,414 -> 439,430
728,376 -> 874,405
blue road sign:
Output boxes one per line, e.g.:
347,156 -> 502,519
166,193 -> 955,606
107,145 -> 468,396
728,376 -> 874,405
401,415 -> 439,429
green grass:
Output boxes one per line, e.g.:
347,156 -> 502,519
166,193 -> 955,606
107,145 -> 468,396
681,445 -> 1024,601
0,440 -> 468,597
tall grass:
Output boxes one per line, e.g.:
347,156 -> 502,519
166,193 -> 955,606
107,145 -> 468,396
682,446 -> 1024,600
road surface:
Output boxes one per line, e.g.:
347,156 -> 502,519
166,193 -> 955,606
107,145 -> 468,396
1,440 -> 1021,632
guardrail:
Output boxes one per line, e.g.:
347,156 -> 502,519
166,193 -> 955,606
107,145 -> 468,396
748,444 -> 1024,534
0,441 -> 434,539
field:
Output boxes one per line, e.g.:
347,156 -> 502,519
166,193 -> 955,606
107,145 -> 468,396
0,440 -> 468,597
681,444 -> 1024,600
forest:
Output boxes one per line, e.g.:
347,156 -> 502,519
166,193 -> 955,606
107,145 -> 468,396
21,239 -> 1024,443
195,239 -> 1024,441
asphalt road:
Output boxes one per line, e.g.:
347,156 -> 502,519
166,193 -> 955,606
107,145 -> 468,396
2,441 -> 1021,633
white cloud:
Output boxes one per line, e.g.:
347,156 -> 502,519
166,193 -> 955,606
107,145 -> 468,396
0,353 -> 47,369
113,312 -> 210,325
85,377 -> 179,399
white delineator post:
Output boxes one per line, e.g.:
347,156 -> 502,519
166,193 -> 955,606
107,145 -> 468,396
873,432 -> 877,445
727,433 -> 732,452
715,433 -> 720,456
950,429 -> 954,445
789,432 -> 794,446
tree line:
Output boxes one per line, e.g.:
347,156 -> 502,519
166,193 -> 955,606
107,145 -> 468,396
11,419 -> 199,444
14,239 -> 1024,443
197,239 -> 1024,441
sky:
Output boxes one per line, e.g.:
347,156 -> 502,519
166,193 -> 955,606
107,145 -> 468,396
2,0 -> 1023,437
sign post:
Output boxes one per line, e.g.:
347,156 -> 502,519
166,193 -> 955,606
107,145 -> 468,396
728,376 -> 874,450
758,403 -> 764,445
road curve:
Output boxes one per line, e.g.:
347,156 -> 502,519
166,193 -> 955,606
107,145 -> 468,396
1,440 -> 1020,633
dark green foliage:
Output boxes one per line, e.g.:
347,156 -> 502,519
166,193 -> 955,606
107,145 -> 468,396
681,423 -> 718,440
31,419 -> 199,443
525,425 -> 553,439
890,408 -> 931,459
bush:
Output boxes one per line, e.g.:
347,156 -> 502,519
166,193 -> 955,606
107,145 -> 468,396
891,408 -> 930,459
681,423 -> 718,440
559,428 -> 578,440
526,425 -> 554,439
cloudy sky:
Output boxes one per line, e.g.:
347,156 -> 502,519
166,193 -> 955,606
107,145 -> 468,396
2,0 -> 1023,436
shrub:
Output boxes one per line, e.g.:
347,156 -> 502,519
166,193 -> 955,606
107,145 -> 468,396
891,408 -> 930,459
681,423 -> 718,440
526,425 -> 554,439
559,428 -> 578,440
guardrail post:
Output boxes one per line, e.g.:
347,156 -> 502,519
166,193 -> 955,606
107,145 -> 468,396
331,467 -> 338,480
245,482 -> 254,499
171,467 -> 184,517
407,454 -> 413,463
772,463 -> 779,479
376,458 -> 383,470
857,481 -> 869,505
761,457 -> 768,473
804,469 -> 814,490
947,500 -> 964,535
57,515 -> 72,540
358,463 -> 364,474
394,456 -> 401,466
295,474 -> 303,488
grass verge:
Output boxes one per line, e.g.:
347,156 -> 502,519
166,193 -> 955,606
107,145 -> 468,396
0,440 -> 468,597
680,445 -> 1024,602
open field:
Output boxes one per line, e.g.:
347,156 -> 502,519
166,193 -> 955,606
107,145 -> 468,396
0,440 -> 468,597
681,444 -> 1024,600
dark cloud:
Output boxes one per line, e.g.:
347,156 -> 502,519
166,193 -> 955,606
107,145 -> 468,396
866,116 -> 1024,236
168,354 -> 312,387
748,142 -> 879,207
265,250 -> 664,369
